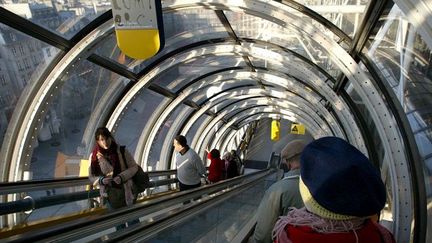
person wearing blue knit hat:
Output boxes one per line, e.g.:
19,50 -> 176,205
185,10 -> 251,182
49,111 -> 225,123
272,137 -> 395,243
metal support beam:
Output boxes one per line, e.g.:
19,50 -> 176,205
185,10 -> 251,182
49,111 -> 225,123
87,54 -> 138,81
334,0 -> 392,92
215,10 -> 256,72
278,0 -> 351,44
359,54 -> 426,243
0,7 -> 71,51
148,84 -> 177,99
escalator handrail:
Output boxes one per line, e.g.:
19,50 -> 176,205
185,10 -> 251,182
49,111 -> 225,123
0,178 -> 179,216
108,171 -> 273,242
4,169 -> 275,242
0,169 -> 178,195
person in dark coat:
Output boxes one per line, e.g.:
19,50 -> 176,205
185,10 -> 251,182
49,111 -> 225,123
224,151 -> 239,179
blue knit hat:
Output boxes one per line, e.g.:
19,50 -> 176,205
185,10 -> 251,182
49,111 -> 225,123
299,137 -> 386,220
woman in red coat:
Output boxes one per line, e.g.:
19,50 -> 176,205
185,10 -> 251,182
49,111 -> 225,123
207,149 -> 225,183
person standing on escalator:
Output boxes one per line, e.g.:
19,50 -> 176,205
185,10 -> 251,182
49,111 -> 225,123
207,148 -> 225,183
89,127 -> 140,229
253,139 -> 307,243
173,135 -> 206,191
272,137 -> 395,243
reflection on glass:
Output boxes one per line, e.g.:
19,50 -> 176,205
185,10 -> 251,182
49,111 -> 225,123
225,11 -> 342,79
154,55 -> 245,93
22,187 -> 89,225
203,120 -> 226,158
249,51 -> 325,74
148,104 -> 193,170
115,89 -> 167,154
1,0 -> 111,39
192,79 -> 257,104
30,60 -> 127,179
365,4 -> 432,241
185,114 -> 212,147
294,0 -> 370,37
0,23 -> 60,157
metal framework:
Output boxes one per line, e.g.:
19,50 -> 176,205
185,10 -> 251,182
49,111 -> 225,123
0,0 -> 427,241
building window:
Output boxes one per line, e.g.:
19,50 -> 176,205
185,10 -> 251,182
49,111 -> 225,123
19,44 -> 24,55
0,96 -> 4,106
0,75 -> 5,86
32,55 -> 38,66
24,58 -> 30,69
5,93 -> 11,103
17,61 -> 23,71
10,33 -> 16,41
11,47 -> 17,56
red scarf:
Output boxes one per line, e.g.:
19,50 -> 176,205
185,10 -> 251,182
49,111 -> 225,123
90,142 -> 121,177
273,208 -> 395,243
284,220 -> 393,243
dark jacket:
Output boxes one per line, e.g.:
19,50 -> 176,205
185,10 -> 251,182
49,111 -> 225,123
226,159 -> 239,179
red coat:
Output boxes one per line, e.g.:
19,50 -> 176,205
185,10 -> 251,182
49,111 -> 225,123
207,153 -> 224,183
277,220 -> 395,243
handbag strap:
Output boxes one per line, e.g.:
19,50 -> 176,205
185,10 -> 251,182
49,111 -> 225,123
119,146 -> 128,169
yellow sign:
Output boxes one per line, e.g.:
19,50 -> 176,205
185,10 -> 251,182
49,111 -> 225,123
112,0 -> 164,59
291,123 -> 305,135
271,120 -> 280,141
79,159 -> 90,177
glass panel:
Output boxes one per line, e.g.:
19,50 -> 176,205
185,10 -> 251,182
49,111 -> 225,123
1,1 -> 111,39
202,120 -> 225,158
148,104 -> 193,170
0,23 -> 61,156
209,94 -> 263,114
225,104 -> 265,121
225,11 -> 342,79
295,0 -> 370,38
22,186 -> 89,225
5,186 -> 92,227
191,79 -> 257,104
365,5 -> 432,241
115,89 -> 168,154
30,60 -> 128,179
153,56 -> 245,93
145,174 -> 276,242
248,49 -> 330,83
185,114 -> 211,145
94,9 -> 228,72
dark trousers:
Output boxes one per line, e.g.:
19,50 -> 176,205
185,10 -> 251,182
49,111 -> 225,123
179,181 -> 201,191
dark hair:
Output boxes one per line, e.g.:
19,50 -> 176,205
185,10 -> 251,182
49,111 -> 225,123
174,135 -> 188,147
95,127 -> 113,140
210,149 -> 220,158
